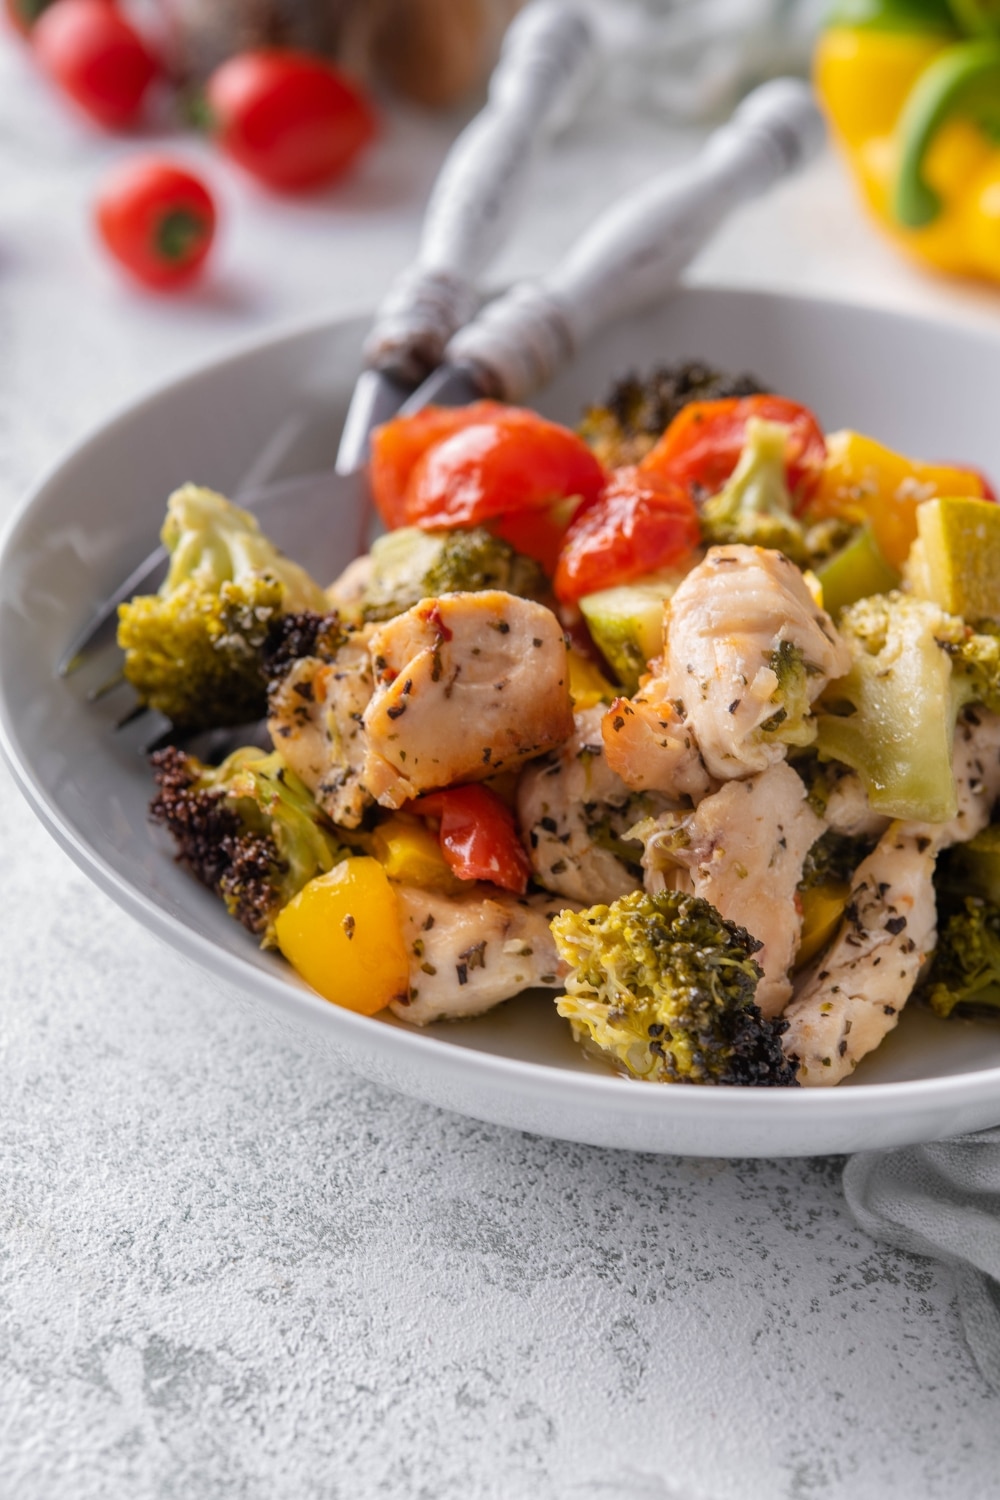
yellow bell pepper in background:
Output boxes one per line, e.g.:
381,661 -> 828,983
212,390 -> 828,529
274,857 -> 410,1014
815,1 -> 1000,282
809,428 -> 990,566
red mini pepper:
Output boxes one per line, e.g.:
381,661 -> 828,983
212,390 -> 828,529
406,785 -> 531,895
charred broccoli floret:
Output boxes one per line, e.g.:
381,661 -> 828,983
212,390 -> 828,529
551,889 -> 798,1086
118,485 -> 329,730
360,525 -> 548,623
150,744 -> 348,942
815,592 -> 1000,822
919,897 -> 1000,1018
700,418 -> 809,563
260,609 -> 347,686
579,360 -> 766,469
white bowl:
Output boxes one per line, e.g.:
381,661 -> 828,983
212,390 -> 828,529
5,285 -> 1000,1157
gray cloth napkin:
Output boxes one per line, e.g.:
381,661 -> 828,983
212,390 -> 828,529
843,1129 -> 1000,1391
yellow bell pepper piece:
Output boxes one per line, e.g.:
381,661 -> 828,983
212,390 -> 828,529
370,813 -> 464,894
796,881 -> 852,970
274,857 -> 410,1014
568,649 -> 616,711
809,429 -> 988,568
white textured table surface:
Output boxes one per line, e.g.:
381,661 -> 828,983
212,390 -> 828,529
3,35 -> 1000,1500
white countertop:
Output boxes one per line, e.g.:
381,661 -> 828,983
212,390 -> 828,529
4,34 -> 1000,1500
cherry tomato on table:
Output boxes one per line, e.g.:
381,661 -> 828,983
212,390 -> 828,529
406,785 -> 531,895
33,0 -> 160,128
640,395 -> 827,509
553,466 -> 701,604
95,158 -> 216,290
206,50 -> 377,191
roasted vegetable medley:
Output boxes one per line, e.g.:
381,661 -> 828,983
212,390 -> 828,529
120,360 -> 1000,1087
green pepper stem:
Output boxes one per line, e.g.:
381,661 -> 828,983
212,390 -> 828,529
946,0 -> 1000,37
827,0 -> 956,28
893,38 -> 1000,225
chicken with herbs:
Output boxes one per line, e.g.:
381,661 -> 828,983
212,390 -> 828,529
362,590 -> 574,808
392,885 -> 571,1026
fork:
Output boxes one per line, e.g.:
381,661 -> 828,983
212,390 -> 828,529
69,76 -> 825,756
58,0 -> 597,688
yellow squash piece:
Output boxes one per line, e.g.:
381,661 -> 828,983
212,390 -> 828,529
910,495 -> 1000,619
274,857 -> 410,1015
568,649 -> 617,710
810,429 -> 987,568
815,523 -> 901,618
796,881 -> 852,970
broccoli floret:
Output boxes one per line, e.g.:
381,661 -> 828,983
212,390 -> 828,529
814,591 -> 1000,822
551,889 -> 798,1086
150,744 -> 348,943
919,898 -> 1000,1019
949,619 -> 1000,713
360,525 -> 548,623
579,361 -> 767,469
699,418 -> 810,563
118,485 -> 329,730
760,640 -> 818,748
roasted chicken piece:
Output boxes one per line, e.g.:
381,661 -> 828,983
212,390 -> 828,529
784,711 -> 1000,1085
391,884 -> 570,1025
363,591 -> 574,808
517,705 -> 672,905
605,546 -> 851,790
267,630 -> 375,829
634,760 -> 825,1018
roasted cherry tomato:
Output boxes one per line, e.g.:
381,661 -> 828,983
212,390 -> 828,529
95,158 -> 216,289
369,401 -> 509,530
34,0 -> 160,129
402,408 -> 606,531
489,494 -> 584,575
640,395 -> 827,508
553,466 -> 701,604
205,50 -> 377,191
406,785 -> 531,895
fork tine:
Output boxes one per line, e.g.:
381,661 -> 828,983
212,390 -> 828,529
58,544 -> 168,677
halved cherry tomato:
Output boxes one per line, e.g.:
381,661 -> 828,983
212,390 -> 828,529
369,401 -> 509,530
206,50 -> 377,192
553,466 -> 701,604
404,408 -> 606,531
640,395 -> 827,509
406,785 -> 531,895
95,158 -> 216,289
34,0 -> 160,129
